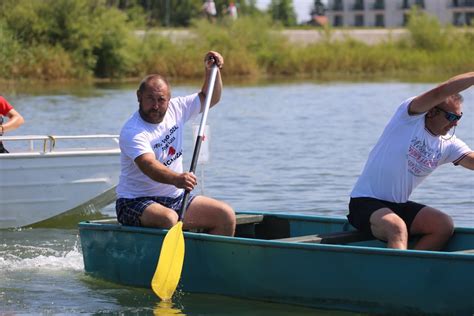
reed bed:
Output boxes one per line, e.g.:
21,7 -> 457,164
0,2 -> 472,82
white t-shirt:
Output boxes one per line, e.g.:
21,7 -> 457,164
117,93 -> 201,199
351,97 -> 471,203
204,1 -> 217,15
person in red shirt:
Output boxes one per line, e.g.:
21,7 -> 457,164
0,96 -> 25,153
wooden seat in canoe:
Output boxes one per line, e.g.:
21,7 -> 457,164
187,214 -> 264,234
235,214 -> 264,225
233,214 -> 264,237
453,249 -> 474,254
275,230 -> 374,245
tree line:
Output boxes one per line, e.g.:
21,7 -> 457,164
1,1 -> 471,81
104,0 -> 300,27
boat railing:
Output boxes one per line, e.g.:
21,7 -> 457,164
0,134 -> 119,153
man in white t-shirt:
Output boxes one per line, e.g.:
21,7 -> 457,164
349,72 -> 474,250
116,51 -> 236,236
202,0 -> 217,22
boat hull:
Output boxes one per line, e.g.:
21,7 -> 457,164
1,149 -> 119,228
79,212 -> 474,315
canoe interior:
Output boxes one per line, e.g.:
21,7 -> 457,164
84,211 -> 474,252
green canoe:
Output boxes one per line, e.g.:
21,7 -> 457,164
79,211 -> 474,315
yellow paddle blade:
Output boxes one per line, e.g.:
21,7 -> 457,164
151,221 -> 185,301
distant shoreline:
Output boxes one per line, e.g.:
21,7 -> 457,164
281,29 -> 409,45
135,28 -> 411,45
137,27 -> 474,46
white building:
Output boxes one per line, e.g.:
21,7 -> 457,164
324,0 -> 474,27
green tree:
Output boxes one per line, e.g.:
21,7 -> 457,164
134,0 -> 202,27
311,0 -> 326,16
406,7 -> 451,50
103,0 -> 265,27
0,0 -> 139,78
268,0 -> 297,26
237,0 -> 261,16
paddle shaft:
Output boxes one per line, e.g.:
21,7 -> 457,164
179,64 -> 218,219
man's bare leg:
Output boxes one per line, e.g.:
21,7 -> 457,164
410,207 -> 454,251
184,196 -> 235,236
140,203 -> 179,228
370,208 -> 408,249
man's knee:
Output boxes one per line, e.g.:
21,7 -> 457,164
435,212 -> 454,238
140,206 -> 178,228
210,201 -> 236,236
217,202 -> 236,226
370,209 -> 408,240
412,208 -> 454,237
411,208 -> 454,250
160,211 -> 180,228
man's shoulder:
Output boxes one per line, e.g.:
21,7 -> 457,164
398,96 -> 416,110
120,112 -> 144,136
168,93 -> 200,117
170,93 -> 199,106
122,111 -> 141,125
392,96 -> 421,122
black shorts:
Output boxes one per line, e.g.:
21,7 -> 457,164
347,197 -> 426,233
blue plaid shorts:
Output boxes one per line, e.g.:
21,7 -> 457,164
115,192 -> 196,226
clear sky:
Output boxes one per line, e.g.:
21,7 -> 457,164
255,0 -> 322,23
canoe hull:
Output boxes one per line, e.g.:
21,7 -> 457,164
79,212 -> 474,315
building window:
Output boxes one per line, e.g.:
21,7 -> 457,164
453,12 -> 463,25
466,12 -> 474,25
373,0 -> 385,10
353,0 -> 364,10
402,0 -> 425,9
334,15 -> 343,26
355,15 -> 364,26
403,13 -> 409,25
333,0 -> 343,11
375,14 -> 385,27
415,0 -> 425,8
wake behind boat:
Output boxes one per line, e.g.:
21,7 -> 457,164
0,134 -> 120,229
79,211 -> 474,315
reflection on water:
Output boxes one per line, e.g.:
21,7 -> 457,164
154,300 -> 185,315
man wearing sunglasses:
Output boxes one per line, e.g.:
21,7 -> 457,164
348,72 -> 474,251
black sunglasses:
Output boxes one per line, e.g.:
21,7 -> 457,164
435,107 -> 462,122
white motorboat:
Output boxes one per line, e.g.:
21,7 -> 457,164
0,135 -> 120,229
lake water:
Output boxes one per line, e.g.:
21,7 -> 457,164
1,79 -> 473,314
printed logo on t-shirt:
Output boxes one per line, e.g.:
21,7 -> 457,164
407,136 -> 441,177
163,149 -> 182,166
152,125 -> 179,152
168,146 -> 176,156
150,124 -> 182,166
